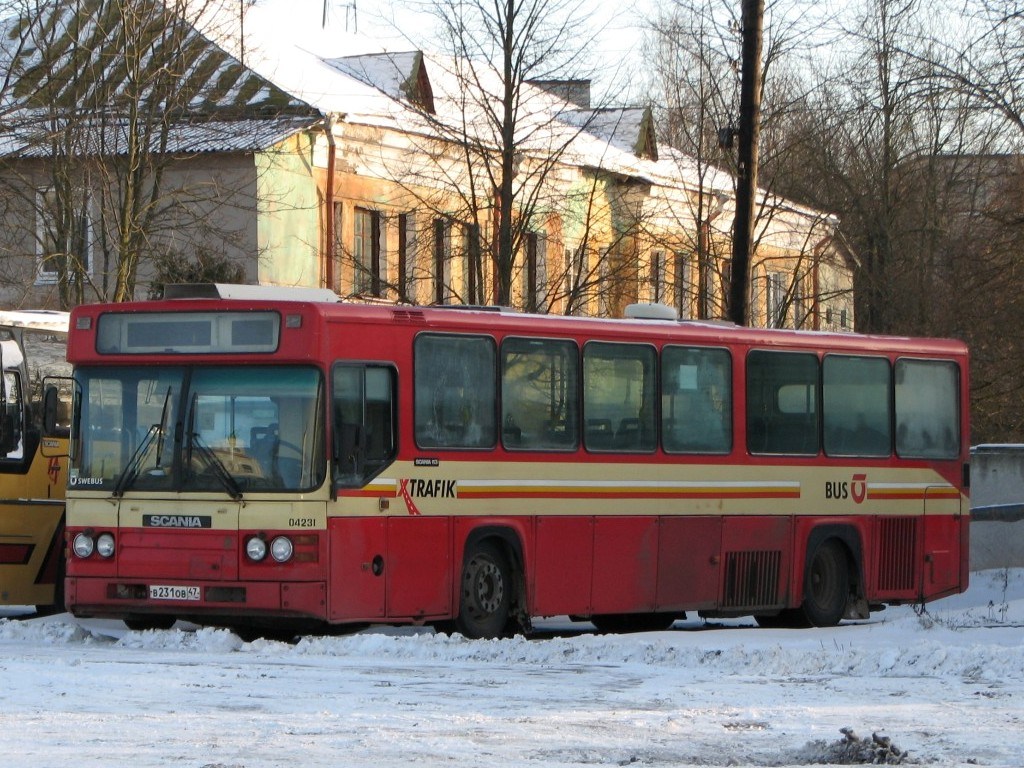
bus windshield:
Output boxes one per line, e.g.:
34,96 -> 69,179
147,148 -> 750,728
71,365 -> 325,494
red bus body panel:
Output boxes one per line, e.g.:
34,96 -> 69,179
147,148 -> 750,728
63,298 -> 971,629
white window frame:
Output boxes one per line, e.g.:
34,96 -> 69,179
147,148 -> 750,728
35,188 -> 93,286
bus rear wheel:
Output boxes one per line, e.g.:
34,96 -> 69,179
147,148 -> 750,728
800,540 -> 849,627
455,541 -> 512,639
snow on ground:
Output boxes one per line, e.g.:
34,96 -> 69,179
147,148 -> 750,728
2,570 -> 1023,767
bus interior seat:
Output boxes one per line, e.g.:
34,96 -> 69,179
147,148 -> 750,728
585,418 -> 613,450
250,424 -> 279,466
615,417 -> 641,449
502,420 -> 522,447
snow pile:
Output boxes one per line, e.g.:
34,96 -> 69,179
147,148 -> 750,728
4,569 -> 1023,682
2,569 -> 1022,768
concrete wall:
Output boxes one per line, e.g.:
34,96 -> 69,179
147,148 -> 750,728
970,444 -> 1024,570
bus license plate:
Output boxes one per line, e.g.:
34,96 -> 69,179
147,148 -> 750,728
149,585 -> 201,601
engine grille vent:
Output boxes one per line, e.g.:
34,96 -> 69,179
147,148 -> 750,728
722,550 -> 782,608
876,517 -> 918,593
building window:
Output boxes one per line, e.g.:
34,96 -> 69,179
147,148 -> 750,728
649,249 -> 666,304
433,218 -> 453,304
674,251 -> 691,319
35,188 -> 91,285
564,245 -> 586,315
461,223 -> 483,304
766,272 -> 786,328
353,207 -> 383,296
793,279 -> 806,330
397,212 -> 417,303
597,248 -> 612,316
330,201 -> 344,293
523,231 -> 547,312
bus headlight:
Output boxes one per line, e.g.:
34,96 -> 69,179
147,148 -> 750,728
245,536 -> 267,562
72,533 -> 94,558
270,536 -> 294,563
96,533 -> 116,558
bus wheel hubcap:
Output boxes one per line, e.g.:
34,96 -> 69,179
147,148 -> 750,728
472,560 -> 503,614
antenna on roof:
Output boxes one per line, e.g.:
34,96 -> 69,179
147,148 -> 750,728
324,0 -> 358,32
239,0 -> 256,67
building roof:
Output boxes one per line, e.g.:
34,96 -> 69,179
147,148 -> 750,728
0,0 -> 318,158
0,0 -> 837,236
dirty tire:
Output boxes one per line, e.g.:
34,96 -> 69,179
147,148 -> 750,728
455,541 -> 512,639
801,540 -> 849,627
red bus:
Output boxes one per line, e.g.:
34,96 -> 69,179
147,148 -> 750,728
61,285 -> 969,637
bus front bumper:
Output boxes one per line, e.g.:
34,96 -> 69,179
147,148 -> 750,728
65,577 -> 328,622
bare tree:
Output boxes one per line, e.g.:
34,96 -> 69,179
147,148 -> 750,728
0,0 -> 313,307
646,0 -> 846,326
381,0 -> 615,307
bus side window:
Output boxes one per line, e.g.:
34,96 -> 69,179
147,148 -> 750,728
747,350 -> 819,456
582,342 -> 657,453
822,355 -> 891,457
895,359 -> 959,459
0,371 -> 24,459
333,364 -> 396,488
661,346 -> 732,454
500,337 -> 579,451
414,334 -> 496,449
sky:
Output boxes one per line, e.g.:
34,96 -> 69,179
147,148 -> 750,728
2,567 -> 1023,766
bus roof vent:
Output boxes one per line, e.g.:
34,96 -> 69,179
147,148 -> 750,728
392,309 -> 427,324
624,302 -> 678,321
163,283 -> 341,303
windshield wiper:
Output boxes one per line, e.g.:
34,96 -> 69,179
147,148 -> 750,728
112,387 -> 174,498
186,393 -> 243,500
112,424 -> 159,498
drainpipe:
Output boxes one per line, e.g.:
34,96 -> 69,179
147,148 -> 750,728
324,114 -> 338,291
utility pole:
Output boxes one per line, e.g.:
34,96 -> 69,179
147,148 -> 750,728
727,0 -> 764,326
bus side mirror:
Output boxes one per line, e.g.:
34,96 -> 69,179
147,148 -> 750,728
43,384 -> 63,436
0,413 -> 16,455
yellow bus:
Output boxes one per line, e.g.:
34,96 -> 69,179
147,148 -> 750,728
0,310 -> 69,614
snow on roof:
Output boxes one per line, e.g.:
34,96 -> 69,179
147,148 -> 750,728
561,108 -> 654,157
0,310 -> 70,335
0,0 -> 835,230
325,51 -> 427,105
0,113 -> 322,158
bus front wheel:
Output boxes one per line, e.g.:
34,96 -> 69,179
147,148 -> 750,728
455,541 -> 512,639
800,540 -> 849,627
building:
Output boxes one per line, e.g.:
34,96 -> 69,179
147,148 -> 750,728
0,0 -> 853,329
